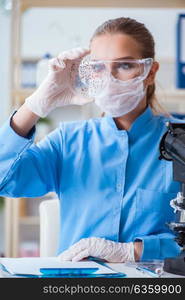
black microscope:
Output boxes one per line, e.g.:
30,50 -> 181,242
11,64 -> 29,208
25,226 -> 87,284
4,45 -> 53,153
159,122 -> 185,276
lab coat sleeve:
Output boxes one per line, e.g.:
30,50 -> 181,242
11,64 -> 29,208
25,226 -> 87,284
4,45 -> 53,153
135,232 -> 181,261
0,113 -> 61,197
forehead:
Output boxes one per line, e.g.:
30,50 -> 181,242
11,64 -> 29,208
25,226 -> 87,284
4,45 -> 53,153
90,33 -> 142,60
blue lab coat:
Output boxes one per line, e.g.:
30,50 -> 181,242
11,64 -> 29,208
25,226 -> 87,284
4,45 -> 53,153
0,107 -> 181,260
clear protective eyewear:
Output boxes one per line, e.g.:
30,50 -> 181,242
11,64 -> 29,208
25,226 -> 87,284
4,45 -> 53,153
70,56 -> 153,97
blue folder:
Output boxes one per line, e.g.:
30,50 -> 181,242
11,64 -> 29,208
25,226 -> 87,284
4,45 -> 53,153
176,14 -> 185,88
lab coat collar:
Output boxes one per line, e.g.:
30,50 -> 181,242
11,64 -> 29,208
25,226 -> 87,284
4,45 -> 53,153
105,106 -> 154,138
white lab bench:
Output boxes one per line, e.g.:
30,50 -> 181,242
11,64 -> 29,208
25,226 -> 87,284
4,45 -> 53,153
0,259 -> 184,278
106,262 -> 185,278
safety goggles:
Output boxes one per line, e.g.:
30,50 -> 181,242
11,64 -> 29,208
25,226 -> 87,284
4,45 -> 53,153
79,56 -> 153,82
70,56 -> 153,97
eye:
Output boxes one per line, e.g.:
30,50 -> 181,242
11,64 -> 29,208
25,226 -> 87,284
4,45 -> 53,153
91,63 -> 105,73
116,62 -> 135,70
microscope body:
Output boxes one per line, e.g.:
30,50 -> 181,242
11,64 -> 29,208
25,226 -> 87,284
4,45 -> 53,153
159,122 -> 185,275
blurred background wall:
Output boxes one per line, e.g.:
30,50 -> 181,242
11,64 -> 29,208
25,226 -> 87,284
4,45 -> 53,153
1,6 -> 185,127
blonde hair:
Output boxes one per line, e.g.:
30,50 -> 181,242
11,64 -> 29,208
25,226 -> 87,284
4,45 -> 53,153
90,17 -> 168,116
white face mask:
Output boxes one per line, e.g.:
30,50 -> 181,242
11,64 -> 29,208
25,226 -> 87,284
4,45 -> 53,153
94,75 -> 146,117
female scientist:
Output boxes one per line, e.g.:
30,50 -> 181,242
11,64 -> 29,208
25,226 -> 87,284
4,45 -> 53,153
0,17 -> 181,262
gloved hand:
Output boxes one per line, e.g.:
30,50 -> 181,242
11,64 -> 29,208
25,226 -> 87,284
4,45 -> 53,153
25,47 -> 92,117
58,237 -> 135,263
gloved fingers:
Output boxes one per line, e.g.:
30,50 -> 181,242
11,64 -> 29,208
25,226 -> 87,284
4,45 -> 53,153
71,249 -> 90,262
49,57 -> 66,72
58,47 -> 90,61
58,239 -> 89,261
58,239 -> 136,264
58,247 -> 78,261
49,47 -> 90,72
71,238 -> 108,261
58,250 -> 75,261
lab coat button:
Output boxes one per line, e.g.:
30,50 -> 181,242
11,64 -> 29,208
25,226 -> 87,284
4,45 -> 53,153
117,183 -> 122,190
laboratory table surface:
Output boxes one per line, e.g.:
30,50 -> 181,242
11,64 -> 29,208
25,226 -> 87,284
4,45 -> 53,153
0,258 -> 185,278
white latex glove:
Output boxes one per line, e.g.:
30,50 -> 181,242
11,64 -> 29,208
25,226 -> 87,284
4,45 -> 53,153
25,47 -> 92,117
58,237 -> 135,263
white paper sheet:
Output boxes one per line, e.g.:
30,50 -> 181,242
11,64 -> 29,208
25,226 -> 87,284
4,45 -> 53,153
0,257 -> 117,276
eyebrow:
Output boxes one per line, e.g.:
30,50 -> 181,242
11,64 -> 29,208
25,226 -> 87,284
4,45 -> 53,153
112,56 -> 136,60
92,56 -> 137,62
